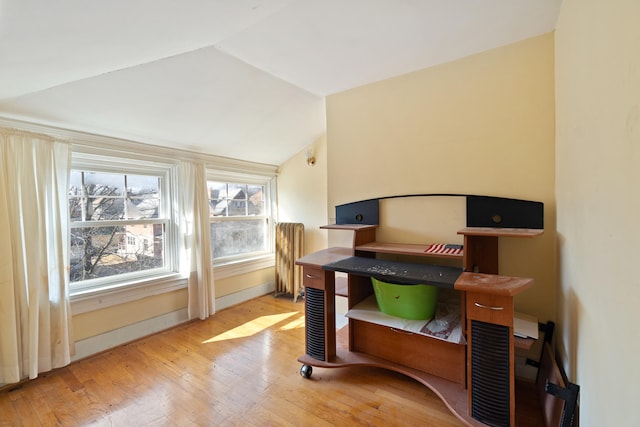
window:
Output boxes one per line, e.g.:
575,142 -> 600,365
207,176 -> 274,264
69,152 -> 177,292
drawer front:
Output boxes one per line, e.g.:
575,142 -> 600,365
466,292 -> 513,327
302,266 -> 325,290
351,319 -> 466,385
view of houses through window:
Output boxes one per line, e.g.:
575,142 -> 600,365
68,168 -> 168,286
68,151 -> 275,293
208,180 -> 270,261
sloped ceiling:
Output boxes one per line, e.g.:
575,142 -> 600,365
0,0 -> 562,165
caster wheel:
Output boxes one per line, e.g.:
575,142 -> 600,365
300,364 -> 312,379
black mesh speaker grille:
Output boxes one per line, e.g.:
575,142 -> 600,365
471,320 -> 511,427
305,287 -> 326,361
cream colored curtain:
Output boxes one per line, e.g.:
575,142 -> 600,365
178,161 -> 215,319
0,128 -> 73,384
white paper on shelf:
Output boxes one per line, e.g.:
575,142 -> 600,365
514,311 -> 539,339
345,295 -> 466,345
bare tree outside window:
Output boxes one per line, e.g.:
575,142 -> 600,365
69,170 -> 166,283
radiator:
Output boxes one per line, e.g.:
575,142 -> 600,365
275,222 -> 304,302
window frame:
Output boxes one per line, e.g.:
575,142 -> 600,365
206,170 -> 277,269
68,151 -> 180,295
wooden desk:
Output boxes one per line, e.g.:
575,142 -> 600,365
296,225 -> 538,427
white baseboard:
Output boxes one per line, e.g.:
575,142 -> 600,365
71,308 -> 190,362
72,281 -> 275,362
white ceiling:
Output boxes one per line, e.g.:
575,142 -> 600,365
0,0 -> 562,166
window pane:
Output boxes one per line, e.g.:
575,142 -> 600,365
86,197 -> 125,221
247,185 -> 264,215
208,181 -> 226,199
227,183 -> 244,199
69,197 -> 83,222
226,183 -> 247,216
208,181 -> 227,217
209,199 -> 227,217
125,175 -> 160,220
125,197 -> 160,219
84,172 -> 124,197
210,219 -> 267,258
126,175 -> 159,197
126,175 -> 161,219
227,199 -> 247,216
70,224 -> 165,282
69,170 -> 83,196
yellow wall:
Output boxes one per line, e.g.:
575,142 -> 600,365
72,266 -> 275,341
73,289 -> 188,340
326,33 -> 556,323
555,0 -> 640,424
214,267 -> 274,297
276,135 -> 329,256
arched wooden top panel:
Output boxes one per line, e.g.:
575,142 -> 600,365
335,194 -> 543,229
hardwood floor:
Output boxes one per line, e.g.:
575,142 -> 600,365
0,295 -> 466,427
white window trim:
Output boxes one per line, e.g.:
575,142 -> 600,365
207,170 -> 278,268
69,149 -> 180,295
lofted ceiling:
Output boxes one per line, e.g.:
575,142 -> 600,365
0,0 -> 562,166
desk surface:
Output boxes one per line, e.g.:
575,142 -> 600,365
296,247 -> 352,267
297,247 -> 535,296
324,256 -> 463,289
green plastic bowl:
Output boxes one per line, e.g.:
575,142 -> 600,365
371,277 -> 439,320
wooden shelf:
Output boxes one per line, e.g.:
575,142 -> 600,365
457,227 -> 543,238
355,242 -> 463,260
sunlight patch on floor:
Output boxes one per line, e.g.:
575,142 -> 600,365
278,316 -> 305,330
202,312 -> 299,343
